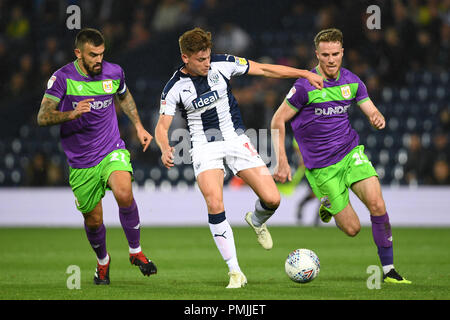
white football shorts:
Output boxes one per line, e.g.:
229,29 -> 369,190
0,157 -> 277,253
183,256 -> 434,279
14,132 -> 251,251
190,134 -> 266,178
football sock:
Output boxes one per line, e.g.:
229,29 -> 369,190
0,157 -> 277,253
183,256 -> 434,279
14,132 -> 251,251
84,222 -> 108,261
208,212 -> 240,272
370,212 -> 394,274
129,246 -> 142,254
251,199 -> 276,227
97,253 -> 110,266
119,198 -> 141,252
382,264 -> 395,274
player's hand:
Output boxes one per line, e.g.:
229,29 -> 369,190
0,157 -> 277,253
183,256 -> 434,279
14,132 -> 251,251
136,126 -> 153,152
161,146 -> 175,169
369,111 -> 385,130
273,159 -> 292,183
71,98 -> 93,119
305,71 -> 324,90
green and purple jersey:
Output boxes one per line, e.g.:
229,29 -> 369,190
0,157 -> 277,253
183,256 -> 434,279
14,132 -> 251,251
286,67 -> 370,169
44,60 -> 127,168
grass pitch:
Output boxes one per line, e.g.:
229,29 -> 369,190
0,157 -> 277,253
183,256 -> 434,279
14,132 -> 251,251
0,226 -> 449,300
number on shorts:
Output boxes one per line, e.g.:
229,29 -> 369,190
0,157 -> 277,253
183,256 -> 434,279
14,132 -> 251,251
352,149 -> 369,166
110,151 -> 127,165
243,142 -> 258,156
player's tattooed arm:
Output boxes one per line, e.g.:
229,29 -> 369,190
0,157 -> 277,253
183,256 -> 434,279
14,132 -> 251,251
116,89 -> 153,151
37,96 -> 92,126
116,89 -> 142,127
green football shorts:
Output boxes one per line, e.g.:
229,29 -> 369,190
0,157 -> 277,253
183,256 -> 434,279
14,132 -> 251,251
69,149 -> 133,214
305,145 -> 378,215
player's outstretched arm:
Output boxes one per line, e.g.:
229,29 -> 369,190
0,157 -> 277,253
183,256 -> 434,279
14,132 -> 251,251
271,100 -> 298,183
155,114 -> 175,169
359,99 -> 385,130
37,96 -> 92,126
116,89 -> 152,151
247,60 -> 323,90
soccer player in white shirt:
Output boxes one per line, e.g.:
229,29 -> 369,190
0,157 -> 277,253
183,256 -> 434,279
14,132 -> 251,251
155,27 -> 323,288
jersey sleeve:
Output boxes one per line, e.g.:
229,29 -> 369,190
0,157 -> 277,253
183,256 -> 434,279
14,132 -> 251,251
159,86 -> 179,116
44,70 -> 67,103
212,54 -> 249,78
117,67 -> 127,96
286,83 -> 309,112
355,77 -> 370,105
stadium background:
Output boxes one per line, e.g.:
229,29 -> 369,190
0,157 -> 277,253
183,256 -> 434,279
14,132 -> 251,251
0,0 -> 449,226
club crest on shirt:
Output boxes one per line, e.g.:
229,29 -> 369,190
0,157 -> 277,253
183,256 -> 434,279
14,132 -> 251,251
102,80 -> 113,93
208,71 -> 220,85
47,75 -> 56,89
286,86 -> 296,99
340,85 -> 351,99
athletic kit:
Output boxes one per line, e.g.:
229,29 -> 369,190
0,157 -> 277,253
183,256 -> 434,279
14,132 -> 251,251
160,54 -> 265,177
44,60 -> 132,213
286,67 -> 377,215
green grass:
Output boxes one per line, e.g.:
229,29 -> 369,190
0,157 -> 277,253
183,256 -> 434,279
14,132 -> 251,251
0,226 -> 449,300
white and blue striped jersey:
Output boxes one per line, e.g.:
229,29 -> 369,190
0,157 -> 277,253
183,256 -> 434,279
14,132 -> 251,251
159,54 -> 250,147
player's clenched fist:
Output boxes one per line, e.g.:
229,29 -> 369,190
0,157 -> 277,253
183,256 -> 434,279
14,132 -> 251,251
305,71 -> 324,90
274,159 -> 292,183
369,111 -> 385,130
71,98 -> 94,119
161,146 -> 175,169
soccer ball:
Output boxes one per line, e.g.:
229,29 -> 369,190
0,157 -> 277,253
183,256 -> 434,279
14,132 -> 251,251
285,248 -> 320,283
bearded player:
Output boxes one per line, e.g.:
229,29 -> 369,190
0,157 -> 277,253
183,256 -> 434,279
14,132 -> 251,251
271,28 -> 411,284
37,28 -> 157,285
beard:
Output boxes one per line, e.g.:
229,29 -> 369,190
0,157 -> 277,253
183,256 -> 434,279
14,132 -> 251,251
82,59 -> 102,77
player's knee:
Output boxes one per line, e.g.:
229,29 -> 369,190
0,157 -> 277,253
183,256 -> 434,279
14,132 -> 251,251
260,190 -> 281,210
114,188 -> 133,207
346,227 -> 360,237
206,197 -> 224,213
263,195 -> 280,210
84,215 -> 103,230
344,223 -> 361,237
366,198 -> 386,215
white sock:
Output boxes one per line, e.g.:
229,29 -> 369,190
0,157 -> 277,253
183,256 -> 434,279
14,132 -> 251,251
382,264 -> 394,275
129,246 -> 141,254
252,199 -> 276,227
209,214 -> 240,272
97,253 -> 110,266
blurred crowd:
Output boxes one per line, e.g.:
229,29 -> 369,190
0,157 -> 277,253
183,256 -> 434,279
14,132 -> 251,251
0,0 -> 448,187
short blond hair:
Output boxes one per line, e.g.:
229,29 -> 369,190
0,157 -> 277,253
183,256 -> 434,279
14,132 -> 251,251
314,28 -> 343,49
179,27 -> 212,56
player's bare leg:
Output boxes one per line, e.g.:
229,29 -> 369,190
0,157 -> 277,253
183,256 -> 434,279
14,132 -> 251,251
108,170 -> 134,207
83,201 -> 104,230
351,176 -> 386,216
239,165 -> 280,250
350,176 -> 411,283
108,170 -> 157,276
238,165 -> 281,209
197,169 -> 225,214
197,169 -> 246,288
333,202 -> 361,237
83,201 -> 110,284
